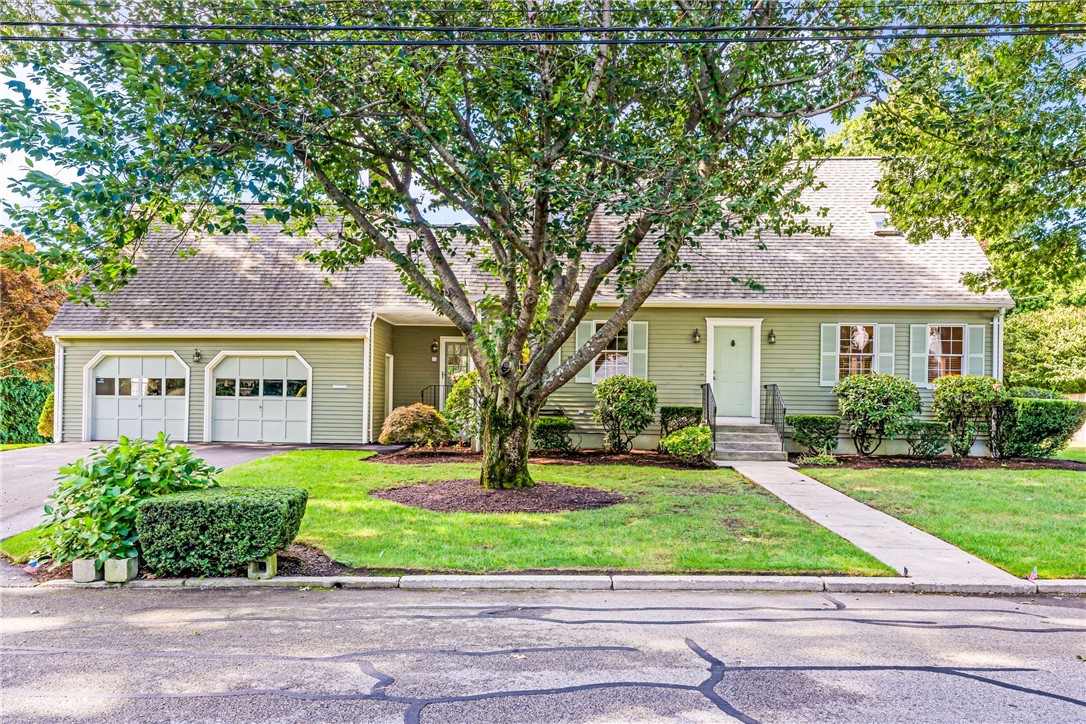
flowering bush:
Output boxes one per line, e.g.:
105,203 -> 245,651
37,434 -> 219,566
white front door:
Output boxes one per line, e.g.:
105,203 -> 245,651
91,355 -> 188,441
211,356 -> 309,442
712,326 -> 755,418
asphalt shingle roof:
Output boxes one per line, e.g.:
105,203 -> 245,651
48,158 -> 1011,335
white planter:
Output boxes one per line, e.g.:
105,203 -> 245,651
72,558 -> 103,583
104,557 -> 138,583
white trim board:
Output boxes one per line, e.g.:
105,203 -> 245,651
50,330 -> 368,339
704,317 -> 763,422
81,350 -> 192,443
201,350 -> 314,444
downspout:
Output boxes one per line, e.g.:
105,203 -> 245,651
993,310 -> 1005,381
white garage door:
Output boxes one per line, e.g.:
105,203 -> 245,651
92,356 -> 188,441
211,356 -> 309,443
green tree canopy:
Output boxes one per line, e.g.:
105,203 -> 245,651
3,1 -> 1085,486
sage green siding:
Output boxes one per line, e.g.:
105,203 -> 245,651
546,306 -> 998,448
390,325 -> 459,409
58,337 -> 366,444
371,318 -> 394,440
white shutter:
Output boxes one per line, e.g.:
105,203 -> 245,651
876,324 -> 895,375
909,324 -> 929,386
629,321 -> 649,379
966,325 -> 986,376
574,321 -> 594,383
820,323 -> 839,387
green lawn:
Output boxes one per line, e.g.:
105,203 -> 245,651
1056,442 -> 1086,463
807,466 -> 1086,578
0,528 -> 40,564
215,450 -> 890,575
0,443 -> 45,451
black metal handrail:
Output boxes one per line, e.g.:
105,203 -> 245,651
701,382 -> 717,444
420,384 -> 452,410
762,384 -> 787,450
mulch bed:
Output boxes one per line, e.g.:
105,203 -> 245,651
794,454 -> 1086,471
370,445 -> 696,470
371,478 -> 625,513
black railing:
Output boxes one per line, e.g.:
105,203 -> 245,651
762,384 -> 787,450
701,382 -> 717,444
420,384 -> 452,410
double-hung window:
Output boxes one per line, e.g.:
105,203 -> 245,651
593,322 -> 629,383
838,324 -> 875,378
927,325 -> 964,382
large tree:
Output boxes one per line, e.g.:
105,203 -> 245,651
0,234 -> 63,379
2,1 -> 1083,487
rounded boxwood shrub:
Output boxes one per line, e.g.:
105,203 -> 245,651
931,375 -> 1004,457
444,370 -> 482,439
593,375 -> 658,453
37,434 -> 219,566
996,397 -> 1086,458
659,406 -> 702,439
137,487 -> 308,577
786,414 -> 840,456
532,416 -> 576,451
833,373 -> 921,455
659,425 -> 714,468
378,403 -> 451,446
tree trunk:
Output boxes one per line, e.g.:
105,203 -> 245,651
479,394 -> 537,489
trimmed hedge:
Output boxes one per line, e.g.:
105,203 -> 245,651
659,425 -> 714,468
904,420 -> 950,459
786,414 -> 840,456
997,398 -> 1086,458
137,487 -> 308,577
659,406 -> 702,439
0,371 -> 52,444
532,416 -> 576,451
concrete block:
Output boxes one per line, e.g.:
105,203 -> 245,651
71,558 -> 103,583
247,553 -> 277,580
612,575 -> 822,592
104,557 -> 138,583
400,574 -> 612,590
823,577 -> 914,593
1035,580 -> 1086,595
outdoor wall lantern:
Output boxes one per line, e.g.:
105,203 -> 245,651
192,349 -> 203,363
430,339 -> 439,354
692,328 -> 701,344
767,329 -> 777,345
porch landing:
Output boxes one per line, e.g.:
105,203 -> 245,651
721,461 -> 1022,585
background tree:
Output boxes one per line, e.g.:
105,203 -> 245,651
1,234 -> 63,379
3,1 -> 1084,486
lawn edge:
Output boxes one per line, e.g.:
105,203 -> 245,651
9,573 -> 1075,595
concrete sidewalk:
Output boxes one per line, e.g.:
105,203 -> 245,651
727,461 -> 1023,587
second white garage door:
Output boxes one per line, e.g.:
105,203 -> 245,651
211,356 -> 310,443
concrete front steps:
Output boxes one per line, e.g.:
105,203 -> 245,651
713,423 -> 787,462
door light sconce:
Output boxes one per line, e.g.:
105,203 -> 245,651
767,329 -> 777,345
192,349 -> 203,363
692,328 -> 701,344
430,340 -> 439,354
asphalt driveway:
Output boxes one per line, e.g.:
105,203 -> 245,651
0,442 -> 313,538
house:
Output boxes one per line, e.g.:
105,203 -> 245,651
45,158 -> 1013,457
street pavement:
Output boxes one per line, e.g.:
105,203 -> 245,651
1,587 -> 1083,723
0,443 -> 335,538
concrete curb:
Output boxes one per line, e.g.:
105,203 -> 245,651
12,574 -> 1085,594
